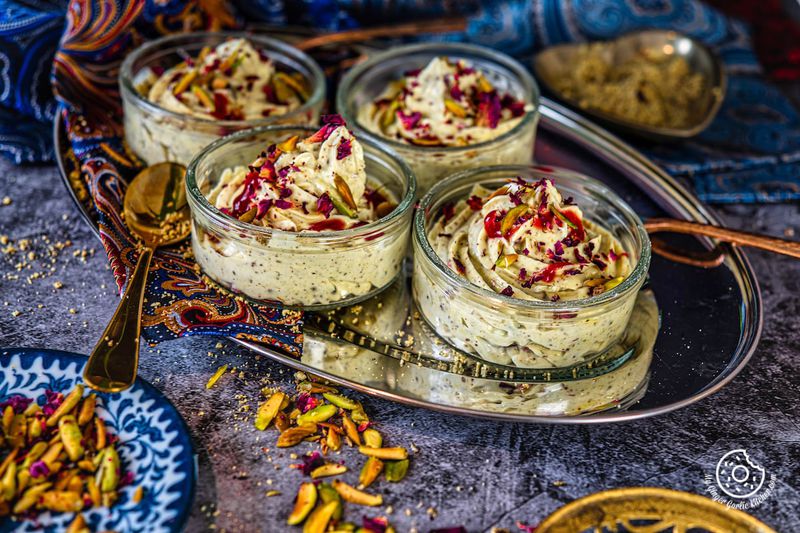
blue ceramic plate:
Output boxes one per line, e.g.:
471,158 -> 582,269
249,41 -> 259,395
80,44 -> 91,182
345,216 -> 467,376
0,348 -> 195,532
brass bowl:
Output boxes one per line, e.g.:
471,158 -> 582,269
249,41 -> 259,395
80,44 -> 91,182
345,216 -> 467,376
533,30 -> 726,142
537,487 -> 776,532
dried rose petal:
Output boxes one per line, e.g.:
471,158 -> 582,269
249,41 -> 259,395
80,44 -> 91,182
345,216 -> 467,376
316,193 -> 334,218
466,195 -> 483,211
453,258 -> 466,275
476,92 -> 502,129
29,460 -> 49,478
337,138 -> 352,160
256,199 -> 273,219
296,393 -> 318,413
441,202 -> 455,224
397,111 -> 422,130
274,199 -> 292,210
362,516 -> 389,533
500,286 -> 514,297
295,451 -> 326,476
0,395 -> 32,414
41,390 -> 63,417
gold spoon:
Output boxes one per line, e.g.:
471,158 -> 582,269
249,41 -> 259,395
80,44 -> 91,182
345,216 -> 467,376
84,162 -> 189,392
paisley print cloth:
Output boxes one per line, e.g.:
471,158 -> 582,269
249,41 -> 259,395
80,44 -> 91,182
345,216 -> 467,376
49,1 -> 303,355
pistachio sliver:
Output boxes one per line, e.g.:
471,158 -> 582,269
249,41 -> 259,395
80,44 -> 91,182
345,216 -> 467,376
238,206 -> 258,223
362,428 -> 382,449
191,85 -> 215,111
277,135 -> 299,152
332,479 -> 383,507
551,206 -> 578,229
322,392 -> 359,411
444,98 -> 468,118
296,404 -> 337,426
310,463 -> 347,479
495,254 -> 519,269
604,276 -> 625,291
384,459 -> 410,482
358,456 -> 383,489
380,100 -> 400,130
255,391 -> 286,431
172,69 -> 197,96
274,72 -> 310,100
334,174 -> 358,211
287,482 -> 317,525
329,194 -> 357,219
205,364 -> 228,389
477,74 -> 494,93
500,205 -> 529,236
342,414 -> 360,446
358,446 -> 408,460
303,500 -> 339,533
46,384 -> 84,427
318,483 -> 343,521
276,423 -> 317,448
12,483 -> 51,514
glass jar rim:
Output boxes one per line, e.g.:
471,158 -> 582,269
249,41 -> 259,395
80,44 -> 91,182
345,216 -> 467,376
337,42 -> 541,154
186,124 -> 417,241
413,164 -> 651,310
119,31 -> 326,128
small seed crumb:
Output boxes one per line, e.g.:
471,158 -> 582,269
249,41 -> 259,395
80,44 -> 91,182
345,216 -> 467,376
53,281 -> 64,289
1,197 -> 11,206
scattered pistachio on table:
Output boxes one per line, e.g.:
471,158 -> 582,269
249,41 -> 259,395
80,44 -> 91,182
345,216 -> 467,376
253,380 -> 409,531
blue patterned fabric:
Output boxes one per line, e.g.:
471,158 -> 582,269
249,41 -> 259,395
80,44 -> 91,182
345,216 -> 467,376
1,0 -> 799,203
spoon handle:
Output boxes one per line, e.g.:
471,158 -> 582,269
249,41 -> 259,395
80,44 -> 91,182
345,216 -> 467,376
84,247 -> 154,392
644,218 -> 800,266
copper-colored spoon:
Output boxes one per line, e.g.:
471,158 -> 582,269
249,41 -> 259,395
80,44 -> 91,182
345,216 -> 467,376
645,218 -> 800,268
83,162 -> 189,392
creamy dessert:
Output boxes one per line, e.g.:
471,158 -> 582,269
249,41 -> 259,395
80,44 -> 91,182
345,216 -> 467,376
191,116 -> 410,308
352,55 -> 537,192
147,38 -> 305,121
361,57 -> 530,147
123,36 -> 321,165
413,176 -> 641,368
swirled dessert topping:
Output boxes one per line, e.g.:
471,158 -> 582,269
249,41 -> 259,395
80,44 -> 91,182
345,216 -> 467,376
146,38 -> 307,120
429,177 -> 632,301
209,115 -> 396,232
365,57 -> 532,147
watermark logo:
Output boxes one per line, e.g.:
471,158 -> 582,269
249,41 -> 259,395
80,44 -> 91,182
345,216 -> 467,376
703,449 -> 776,509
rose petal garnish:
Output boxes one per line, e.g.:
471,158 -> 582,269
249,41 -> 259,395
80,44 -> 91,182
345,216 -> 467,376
398,111 -> 422,130
466,195 -> 483,211
500,286 -> 514,297
29,460 -> 50,478
362,516 -> 389,533
337,138 -> 352,160
316,193 -> 334,218
0,395 -> 32,414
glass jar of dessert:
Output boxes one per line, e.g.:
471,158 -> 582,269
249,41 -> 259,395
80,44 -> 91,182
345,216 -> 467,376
338,43 -> 539,194
186,116 -> 416,310
121,32 -> 325,165
412,164 -> 651,368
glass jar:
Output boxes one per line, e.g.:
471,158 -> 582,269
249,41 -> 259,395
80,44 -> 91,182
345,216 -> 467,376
337,42 -> 540,195
412,164 -> 651,369
186,126 -> 416,310
120,32 -> 325,166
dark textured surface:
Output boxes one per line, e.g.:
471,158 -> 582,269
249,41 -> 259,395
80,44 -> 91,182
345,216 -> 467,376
1,159 -> 798,533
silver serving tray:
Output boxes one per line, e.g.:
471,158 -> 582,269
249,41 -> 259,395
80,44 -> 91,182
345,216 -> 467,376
56,98 -> 762,424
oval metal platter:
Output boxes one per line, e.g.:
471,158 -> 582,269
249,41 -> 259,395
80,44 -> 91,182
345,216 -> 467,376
56,97 -> 762,424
